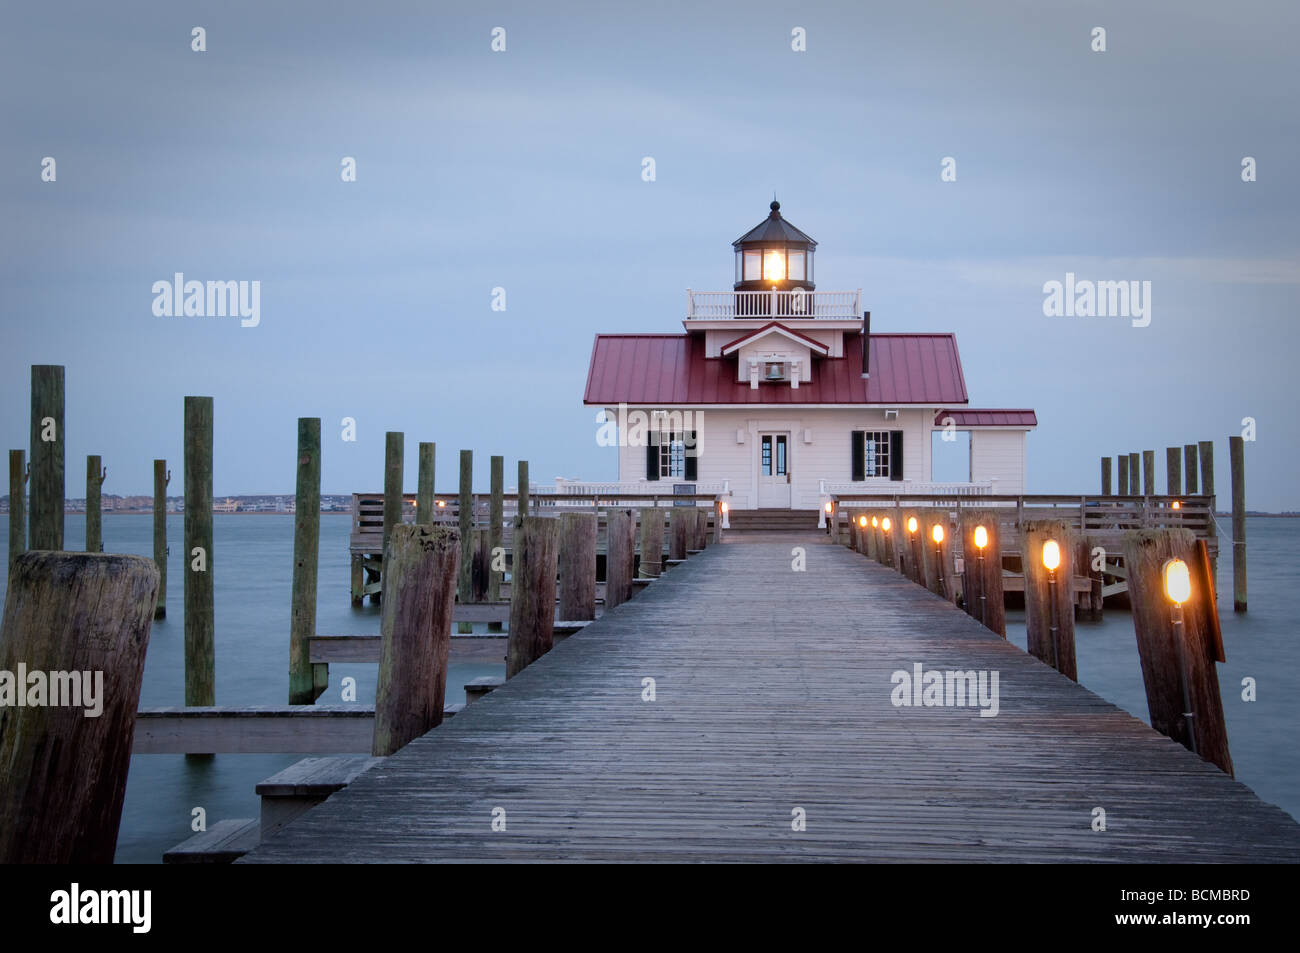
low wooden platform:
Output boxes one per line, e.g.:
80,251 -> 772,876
244,536 -> 1300,863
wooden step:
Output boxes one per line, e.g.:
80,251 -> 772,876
465,675 -> 506,704
163,818 -> 259,864
256,755 -> 383,839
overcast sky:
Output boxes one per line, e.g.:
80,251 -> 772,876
2,1 -> 1296,508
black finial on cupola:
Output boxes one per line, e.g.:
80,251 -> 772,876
733,199 -> 816,292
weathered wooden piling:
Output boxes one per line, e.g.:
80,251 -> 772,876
1166,447 -> 1182,496
8,450 -> 26,576
1199,439 -> 1217,583
921,514 -> 950,599
1142,450 -> 1155,496
638,507 -> 664,577
559,512 -> 597,620
692,508 -> 708,551
605,508 -> 637,610
489,455 -> 504,606
416,442 -> 435,524
383,432 -> 404,558
1229,434 -> 1246,613
457,450 -> 473,609
152,459 -> 168,619
1101,457 -> 1112,495
1128,452 -> 1140,495
713,500 -> 724,543
668,508 -> 689,561
903,511 -> 925,585
1184,444 -> 1199,494
184,396 -> 215,707
517,461 -> 529,516
1021,520 -> 1077,680
29,365 -> 64,550
0,551 -> 159,863
960,512 -> 1005,636
506,516 -> 559,678
372,525 -> 459,756
289,418 -> 323,705
471,529 -> 491,602
1117,454 -> 1129,496
1075,536 -> 1103,621
1123,529 -> 1232,774
85,455 -> 106,553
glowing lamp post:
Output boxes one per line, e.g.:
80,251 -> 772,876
1042,539 -> 1061,668
881,517 -> 891,532
1163,557 -> 1198,754
823,500 -> 834,535
973,524 -> 989,625
858,515 -> 867,528
871,516 -> 878,528
907,516 -> 917,535
931,523 -> 946,598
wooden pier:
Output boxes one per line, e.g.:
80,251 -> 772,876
243,534 -> 1300,863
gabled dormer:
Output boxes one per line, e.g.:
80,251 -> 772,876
718,322 -> 830,389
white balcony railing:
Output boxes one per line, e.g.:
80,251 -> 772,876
820,479 -> 996,497
687,289 -> 861,320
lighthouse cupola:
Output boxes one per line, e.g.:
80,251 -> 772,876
732,200 -> 816,293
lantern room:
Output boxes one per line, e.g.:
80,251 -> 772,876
732,200 -> 817,292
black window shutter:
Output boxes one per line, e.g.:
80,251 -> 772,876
645,432 -> 659,481
684,432 -> 698,481
890,430 -> 904,481
851,431 -> 865,481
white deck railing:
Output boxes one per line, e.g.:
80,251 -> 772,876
544,478 -> 730,497
687,289 -> 861,320
820,479 -> 996,497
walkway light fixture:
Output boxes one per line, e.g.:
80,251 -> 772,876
973,524 -> 989,626
1163,557 -> 1198,754
931,524 -> 944,544
907,516 -> 917,535
931,524 -> 947,598
974,525 -> 988,550
881,517 -> 891,532
1043,538 -> 1061,669
858,515 -> 868,528
871,516 -> 878,528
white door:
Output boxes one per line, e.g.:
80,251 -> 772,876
757,433 -> 792,508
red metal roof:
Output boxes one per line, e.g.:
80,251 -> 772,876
584,332 -> 969,406
935,409 -> 1037,428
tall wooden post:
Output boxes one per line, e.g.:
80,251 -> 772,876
517,461 -> 530,517
289,418 -> 324,705
961,511 -> 1005,636
1123,529 -> 1232,774
668,508 -> 689,561
8,450 -> 27,577
1101,457 -> 1112,496
1166,447 -> 1182,496
1184,444 -> 1199,494
605,508 -> 637,610
1117,454 -> 1130,496
372,525 -> 459,756
0,552 -> 159,863
507,516 -> 559,678
458,450 -> 474,609
383,432 -> 404,555
638,507 -> 664,577
903,511 -> 925,585
1229,435 -> 1246,612
152,459 -> 169,619
29,365 -> 64,551
1021,520 -> 1077,680
1142,450 -> 1155,496
559,512 -> 597,621
489,455 -> 504,605
184,396 -> 215,707
1199,439 -> 1217,586
85,455 -> 105,553
1128,453 -> 1140,495
416,442 -> 435,524
471,530 -> 491,603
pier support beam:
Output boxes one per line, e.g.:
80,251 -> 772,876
290,418 -> 324,705
605,508 -> 636,611
85,455 -> 105,553
152,459 -> 169,619
1117,454 -> 1129,496
29,365 -> 64,551
0,551 -> 159,863
507,516 -> 559,678
184,396 -> 215,707
517,461 -> 529,517
1021,520 -> 1077,681
961,511 -> 1005,636
668,508 -> 689,561
559,512 -> 597,621
1142,450 -> 1156,497
372,525 -> 459,756
1229,435 -> 1246,613
1123,529 -> 1232,774
1101,457 -> 1112,496
1184,444 -> 1199,494
638,507 -> 664,578
1166,447 -> 1182,496
8,450 -> 26,577
416,442 -> 435,524
489,455 -> 504,606
1199,439 -> 1217,586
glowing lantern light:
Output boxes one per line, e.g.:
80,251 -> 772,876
1163,558 -> 1191,605
1041,539 -> 1061,572
974,525 -> 988,550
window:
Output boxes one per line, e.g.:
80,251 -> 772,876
763,248 -> 786,281
787,251 -> 805,281
743,250 -> 762,281
851,430 -> 903,481
660,432 -> 686,479
646,431 -> 698,481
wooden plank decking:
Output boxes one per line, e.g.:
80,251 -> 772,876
243,535 -> 1300,863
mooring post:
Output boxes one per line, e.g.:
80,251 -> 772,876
605,508 -> 637,610
920,513 -> 944,597
1101,457 -> 1112,496
1117,454 -> 1129,496
184,396 -> 215,707
383,431 -> 404,556
29,365 -> 64,550
1142,450 -> 1155,496
152,459 -> 169,619
457,450 -> 473,601
1128,452 -> 1140,496
416,441 -> 435,524
559,512 -> 597,621
1229,435 -> 1246,612
1122,529 -> 1232,774
507,516 -> 559,678
85,455 -> 106,553
489,455 -> 504,607
8,450 -> 27,577
517,460 -> 529,517
714,499 -> 724,543
668,508 -> 688,561
372,525 -> 459,756
1166,447 -> 1182,497
1199,439 -> 1217,587
471,529 -> 491,602
905,511 -> 925,585
961,511 -> 1005,636
0,551 -> 159,863
1021,519 -> 1077,680
1184,444 -> 1199,494
638,506 -> 664,577
289,418 -> 324,705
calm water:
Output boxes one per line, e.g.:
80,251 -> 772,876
0,514 -> 1296,861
